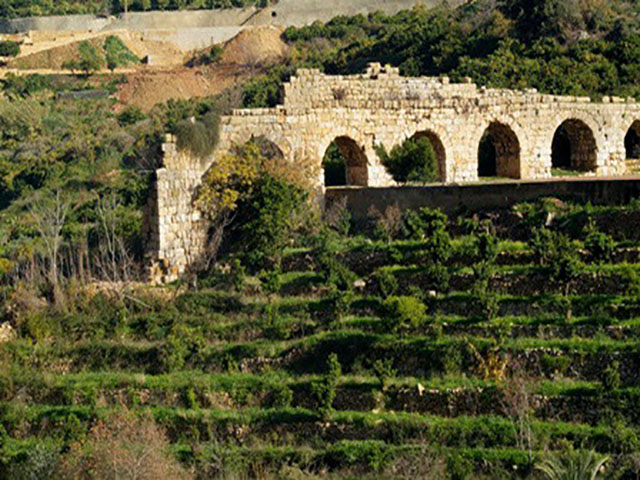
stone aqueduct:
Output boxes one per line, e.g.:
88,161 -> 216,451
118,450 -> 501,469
147,63 -> 640,282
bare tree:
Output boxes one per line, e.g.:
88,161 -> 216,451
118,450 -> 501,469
94,193 -> 137,284
27,189 -> 71,304
500,359 -> 538,462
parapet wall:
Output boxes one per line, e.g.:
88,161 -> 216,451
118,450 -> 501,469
326,178 -> 640,220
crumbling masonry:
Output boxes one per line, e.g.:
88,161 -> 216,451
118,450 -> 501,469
147,63 -> 640,282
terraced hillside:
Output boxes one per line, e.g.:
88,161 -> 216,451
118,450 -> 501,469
2,197 -> 640,478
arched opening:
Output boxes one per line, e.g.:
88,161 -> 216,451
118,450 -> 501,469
551,119 -> 597,173
477,122 -> 521,179
323,136 -> 368,187
625,121 -> 640,160
411,130 -> 446,181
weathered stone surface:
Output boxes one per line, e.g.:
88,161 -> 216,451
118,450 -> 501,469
147,63 -> 640,282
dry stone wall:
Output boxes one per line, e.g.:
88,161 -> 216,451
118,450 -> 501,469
149,63 -> 640,282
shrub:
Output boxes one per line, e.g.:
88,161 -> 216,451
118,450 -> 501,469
584,225 -> 616,264
77,40 -> 105,75
601,360 -> 621,392
471,262 -> 499,321
104,35 -> 139,71
117,105 -> 146,126
529,227 -> 556,265
368,204 -> 403,242
5,442 -> 60,480
57,410 -> 190,479
376,137 -> 438,183
324,196 -> 351,235
311,353 -> 342,418
382,295 -> 428,333
424,264 -> 451,293
548,234 -> 583,295
0,41 -> 20,57
239,174 -> 308,270
402,207 -> 449,241
372,358 -> 396,391
315,235 -> 356,291
175,110 -> 221,158
263,304 -> 291,340
260,265 -> 281,297
372,268 -> 398,299
536,449 -> 609,480
163,323 -> 206,372
473,230 -> 499,264
326,286 -> 354,322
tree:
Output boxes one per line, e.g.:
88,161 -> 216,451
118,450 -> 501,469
77,41 -> 105,76
376,137 -> 438,184
27,189 -> 71,299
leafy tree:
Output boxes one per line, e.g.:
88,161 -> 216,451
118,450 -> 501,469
104,35 -> 139,71
77,41 -> 105,76
311,353 -> 342,418
584,221 -> 616,264
238,173 -> 307,269
382,295 -> 428,333
0,41 -> 20,57
376,137 -> 438,184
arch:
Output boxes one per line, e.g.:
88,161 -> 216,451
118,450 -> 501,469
477,122 -> 521,179
411,130 -> 446,181
322,136 -> 368,187
625,120 -> 640,160
551,119 -> 597,173
249,135 -> 285,160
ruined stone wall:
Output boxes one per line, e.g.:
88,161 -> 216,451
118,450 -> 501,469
148,64 -> 640,282
147,139 -> 209,283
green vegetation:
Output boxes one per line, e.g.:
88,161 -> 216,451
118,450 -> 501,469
62,37 -> 139,75
0,41 -> 20,57
375,136 -> 438,184
1,0 -> 640,478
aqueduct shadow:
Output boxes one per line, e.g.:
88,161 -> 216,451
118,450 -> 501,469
625,120 -> 640,160
477,122 -> 521,179
552,119 -> 597,172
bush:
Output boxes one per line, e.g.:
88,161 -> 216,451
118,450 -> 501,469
584,224 -> 616,264
376,137 -> 438,184
601,360 -> 621,392
163,323 -> 206,372
382,295 -> 428,333
57,410 -> 190,479
104,35 -> 139,71
117,105 -> 146,126
326,287 -> 354,322
311,353 -> 342,418
529,227 -> 556,265
77,40 -> 105,75
0,41 -> 20,57
372,268 -> 398,299
239,174 -> 308,270
372,358 -> 396,391
548,234 -> 584,295
424,264 -> 451,293
473,230 -> 499,264
402,207 -> 449,242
